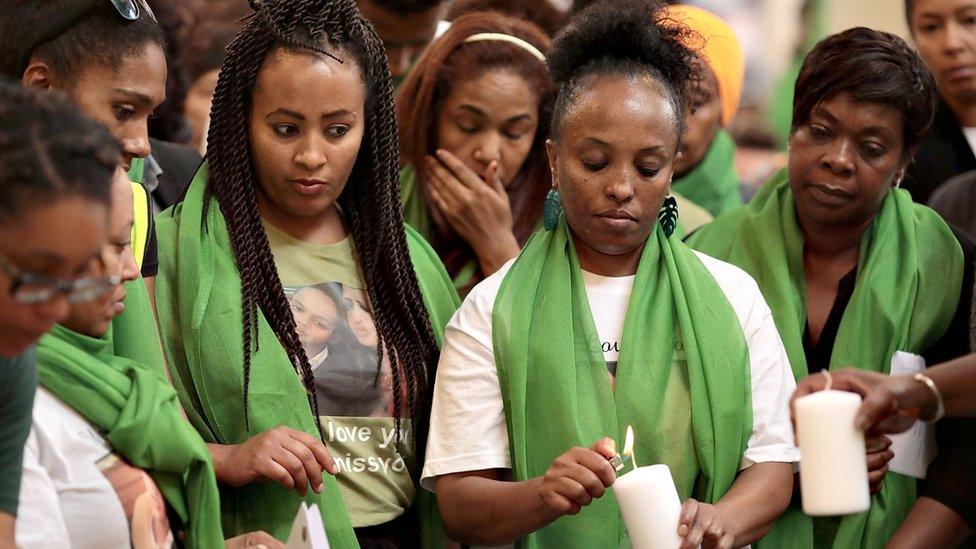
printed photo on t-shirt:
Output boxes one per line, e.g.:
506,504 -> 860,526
285,282 -> 393,418
96,453 -> 174,549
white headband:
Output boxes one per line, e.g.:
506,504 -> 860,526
463,33 -> 546,63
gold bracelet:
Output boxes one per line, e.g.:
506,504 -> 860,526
913,372 -> 945,422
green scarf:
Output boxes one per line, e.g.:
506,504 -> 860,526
36,325 -> 223,548
492,216 -> 753,548
155,164 -> 459,545
672,130 -> 742,218
689,171 -> 964,548
400,165 -> 479,292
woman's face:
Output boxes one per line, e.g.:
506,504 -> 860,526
0,198 -> 108,356
291,287 -> 340,357
61,43 -> 168,171
342,286 -> 378,347
547,76 -> 679,270
61,169 -> 140,338
250,49 -> 366,222
435,69 -> 540,187
911,0 -> 976,105
674,58 -> 722,177
788,92 -> 907,231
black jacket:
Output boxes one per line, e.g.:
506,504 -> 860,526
904,99 -> 976,204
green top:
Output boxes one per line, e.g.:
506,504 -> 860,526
492,215 -> 752,548
688,170 -> 964,548
263,221 -> 417,528
37,326 -> 223,548
671,129 -> 742,218
0,349 -> 37,516
155,163 -> 459,544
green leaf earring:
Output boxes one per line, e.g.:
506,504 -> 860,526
658,195 -> 679,237
543,188 -> 562,230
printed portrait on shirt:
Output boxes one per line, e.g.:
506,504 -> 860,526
97,453 -> 174,549
285,282 -> 394,418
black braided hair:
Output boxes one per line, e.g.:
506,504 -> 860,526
548,0 -> 697,145
0,78 -> 118,224
204,0 -> 440,453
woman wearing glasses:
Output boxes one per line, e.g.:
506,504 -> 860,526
16,169 -> 283,549
0,83 -> 116,547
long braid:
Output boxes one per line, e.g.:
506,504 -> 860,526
204,0 -> 440,454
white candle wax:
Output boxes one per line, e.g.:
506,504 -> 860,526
614,464 -> 683,549
795,389 -> 870,516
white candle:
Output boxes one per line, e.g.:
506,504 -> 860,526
614,464 -> 683,549
795,389 -> 870,516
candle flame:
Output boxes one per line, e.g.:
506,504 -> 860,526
623,426 -> 637,470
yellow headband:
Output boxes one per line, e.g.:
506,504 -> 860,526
464,32 -> 547,63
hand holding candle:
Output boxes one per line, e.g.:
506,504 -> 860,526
536,438 -> 617,517
792,372 -> 871,515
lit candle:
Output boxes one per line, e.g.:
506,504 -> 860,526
613,426 -> 683,549
794,389 -> 870,516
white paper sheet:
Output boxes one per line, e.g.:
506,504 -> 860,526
887,351 -> 937,479
285,502 -> 330,549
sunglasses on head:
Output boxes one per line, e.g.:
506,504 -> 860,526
107,0 -> 156,22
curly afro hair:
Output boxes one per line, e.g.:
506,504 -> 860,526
547,0 -> 697,144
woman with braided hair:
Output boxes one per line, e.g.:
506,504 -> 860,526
154,0 -> 459,545
423,1 -> 796,546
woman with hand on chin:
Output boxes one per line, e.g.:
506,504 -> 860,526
397,12 -> 554,295
421,1 -> 798,547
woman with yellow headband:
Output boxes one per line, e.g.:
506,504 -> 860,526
663,4 -> 745,223
396,12 -> 554,296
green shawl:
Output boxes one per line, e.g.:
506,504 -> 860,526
672,129 -> 742,218
155,164 -> 460,545
689,171 -> 964,548
492,216 -> 753,548
37,325 -> 223,548
400,165 -> 479,292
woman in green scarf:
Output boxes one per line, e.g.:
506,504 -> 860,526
19,169 -> 277,548
660,4 -> 744,221
689,27 -> 976,548
421,1 -> 798,547
396,12 -> 555,296
154,0 -> 459,545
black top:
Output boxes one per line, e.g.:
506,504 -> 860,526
148,138 -> 201,211
803,226 -> 976,529
904,99 -> 976,204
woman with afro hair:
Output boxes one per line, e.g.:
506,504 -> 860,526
421,1 -> 797,546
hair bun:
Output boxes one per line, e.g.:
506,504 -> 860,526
548,0 -> 694,88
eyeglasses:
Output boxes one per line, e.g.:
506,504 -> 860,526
0,250 -> 120,305
107,0 -> 156,22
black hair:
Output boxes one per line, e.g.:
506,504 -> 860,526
148,1 -> 193,143
0,1 -> 165,83
905,0 -> 915,27
548,0 -> 696,144
362,0 -> 447,15
206,0 -> 439,452
792,27 -> 937,156
0,78 -> 118,224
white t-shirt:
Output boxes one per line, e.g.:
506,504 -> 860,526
17,388 -> 174,549
421,252 -> 799,492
